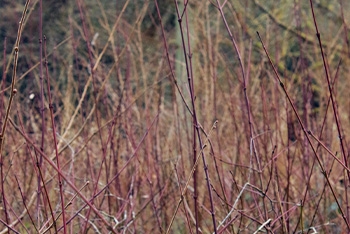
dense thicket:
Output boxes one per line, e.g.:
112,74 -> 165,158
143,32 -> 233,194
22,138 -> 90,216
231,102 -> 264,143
0,1 -> 350,233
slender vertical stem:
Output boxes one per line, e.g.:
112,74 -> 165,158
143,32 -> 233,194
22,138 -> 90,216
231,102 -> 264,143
294,60 -> 341,233
339,0 -> 350,57
43,37 -> 62,233
0,37 -> 6,133
43,36 -> 66,233
0,2 -> 31,230
0,37 -> 9,233
37,0 -> 45,227
75,0 -> 107,231
173,1 -> 217,233
308,0 -> 350,226
0,0 -> 30,156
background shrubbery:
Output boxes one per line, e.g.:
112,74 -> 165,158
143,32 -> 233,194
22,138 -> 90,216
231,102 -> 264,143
0,0 -> 350,233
